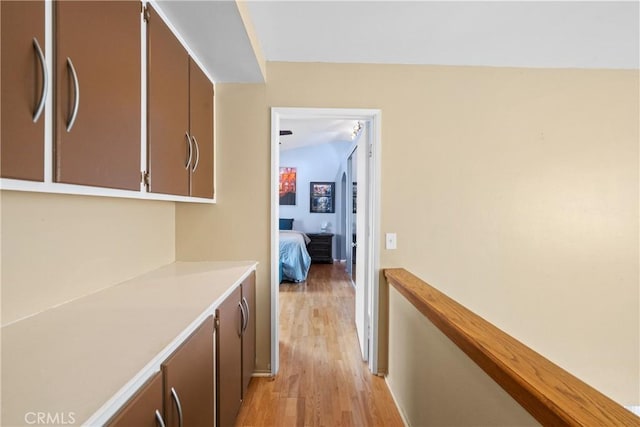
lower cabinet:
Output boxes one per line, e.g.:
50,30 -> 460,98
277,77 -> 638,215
216,286 -> 242,427
106,272 -> 256,427
216,272 -> 256,427
107,316 -> 214,427
241,272 -> 256,398
162,317 -> 214,427
107,371 -> 163,427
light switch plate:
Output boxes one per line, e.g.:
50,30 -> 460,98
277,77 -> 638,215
386,233 -> 397,250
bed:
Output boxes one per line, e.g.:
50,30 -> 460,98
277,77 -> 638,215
279,230 -> 311,282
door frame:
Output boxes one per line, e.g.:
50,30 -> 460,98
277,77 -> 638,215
270,107 -> 382,375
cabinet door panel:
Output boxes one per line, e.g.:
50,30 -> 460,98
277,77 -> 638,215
216,286 -> 242,427
107,371 -> 164,427
147,4 -> 189,196
1,0 -> 45,181
189,58 -> 214,198
162,317 -> 214,427
55,1 -> 141,190
242,272 -> 256,397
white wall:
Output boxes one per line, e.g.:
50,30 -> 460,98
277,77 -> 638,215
280,143 -> 350,243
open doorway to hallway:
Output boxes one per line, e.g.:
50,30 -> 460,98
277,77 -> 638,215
270,108 -> 382,376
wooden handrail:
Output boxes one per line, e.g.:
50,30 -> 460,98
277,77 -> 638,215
384,268 -> 640,426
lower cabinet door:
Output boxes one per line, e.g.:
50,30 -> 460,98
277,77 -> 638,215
242,272 -> 256,397
162,316 -> 214,427
107,371 -> 164,427
216,286 -> 242,427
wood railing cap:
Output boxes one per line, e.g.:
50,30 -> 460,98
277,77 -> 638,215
384,268 -> 640,427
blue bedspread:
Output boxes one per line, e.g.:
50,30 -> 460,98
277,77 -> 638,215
279,231 -> 311,282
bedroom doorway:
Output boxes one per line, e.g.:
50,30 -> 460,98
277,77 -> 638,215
270,108 -> 382,376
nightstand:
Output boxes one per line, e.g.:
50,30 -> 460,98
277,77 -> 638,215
306,233 -> 334,263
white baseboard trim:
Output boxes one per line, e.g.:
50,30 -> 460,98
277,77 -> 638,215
626,405 -> 640,416
384,375 -> 410,427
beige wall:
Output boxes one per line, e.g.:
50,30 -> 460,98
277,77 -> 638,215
1,191 -> 175,325
175,83 -> 272,372
387,285 -> 539,426
175,62 -> 639,405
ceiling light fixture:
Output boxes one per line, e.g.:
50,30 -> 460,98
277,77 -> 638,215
351,121 -> 363,140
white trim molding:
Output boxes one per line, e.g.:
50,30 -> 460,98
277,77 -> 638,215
270,107 -> 382,375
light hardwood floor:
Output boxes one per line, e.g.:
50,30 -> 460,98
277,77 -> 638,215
235,263 -> 404,427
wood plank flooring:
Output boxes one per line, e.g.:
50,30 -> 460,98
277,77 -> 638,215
235,263 -> 404,427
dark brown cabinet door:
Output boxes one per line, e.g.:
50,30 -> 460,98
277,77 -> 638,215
54,1 -> 141,190
107,371 -> 165,427
162,317 -> 214,427
216,286 -> 243,427
188,59 -> 214,199
1,0 -> 45,181
242,272 -> 256,397
147,4 -> 190,196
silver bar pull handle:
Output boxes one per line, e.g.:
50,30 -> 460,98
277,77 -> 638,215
184,132 -> 192,169
242,296 -> 250,332
66,57 -> 79,132
191,136 -> 200,172
32,37 -> 47,123
154,409 -> 166,427
238,301 -> 245,336
170,387 -> 183,427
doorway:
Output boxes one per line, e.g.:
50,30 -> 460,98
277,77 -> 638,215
270,107 -> 382,376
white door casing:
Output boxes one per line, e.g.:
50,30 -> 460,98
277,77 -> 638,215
270,107 -> 381,375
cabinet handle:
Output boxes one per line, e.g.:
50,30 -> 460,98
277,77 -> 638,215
170,387 -> 183,427
154,409 -> 166,427
242,296 -> 250,332
190,135 -> 200,172
66,57 -> 79,132
184,132 -> 192,169
238,301 -> 245,336
32,37 -> 47,123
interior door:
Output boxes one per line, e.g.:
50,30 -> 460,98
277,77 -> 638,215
189,58 -> 214,198
147,4 -> 190,196
1,0 -> 45,181
55,1 -> 140,190
354,137 -> 368,361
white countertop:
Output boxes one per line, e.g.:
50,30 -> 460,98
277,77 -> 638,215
1,261 -> 257,427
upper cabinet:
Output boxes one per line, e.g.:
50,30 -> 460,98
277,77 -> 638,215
1,2 -> 214,200
1,0 -> 46,181
189,59 -> 214,199
146,4 -> 190,197
147,5 -> 214,198
54,1 -> 141,191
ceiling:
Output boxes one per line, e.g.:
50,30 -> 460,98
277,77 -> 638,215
280,119 -> 362,151
154,0 -> 639,148
155,1 -> 639,84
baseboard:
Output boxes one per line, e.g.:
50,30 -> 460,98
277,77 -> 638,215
384,375 -> 410,427
626,405 -> 640,416
252,370 -> 272,378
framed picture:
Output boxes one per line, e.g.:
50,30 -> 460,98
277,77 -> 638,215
309,182 -> 335,213
279,167 -> 296,205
